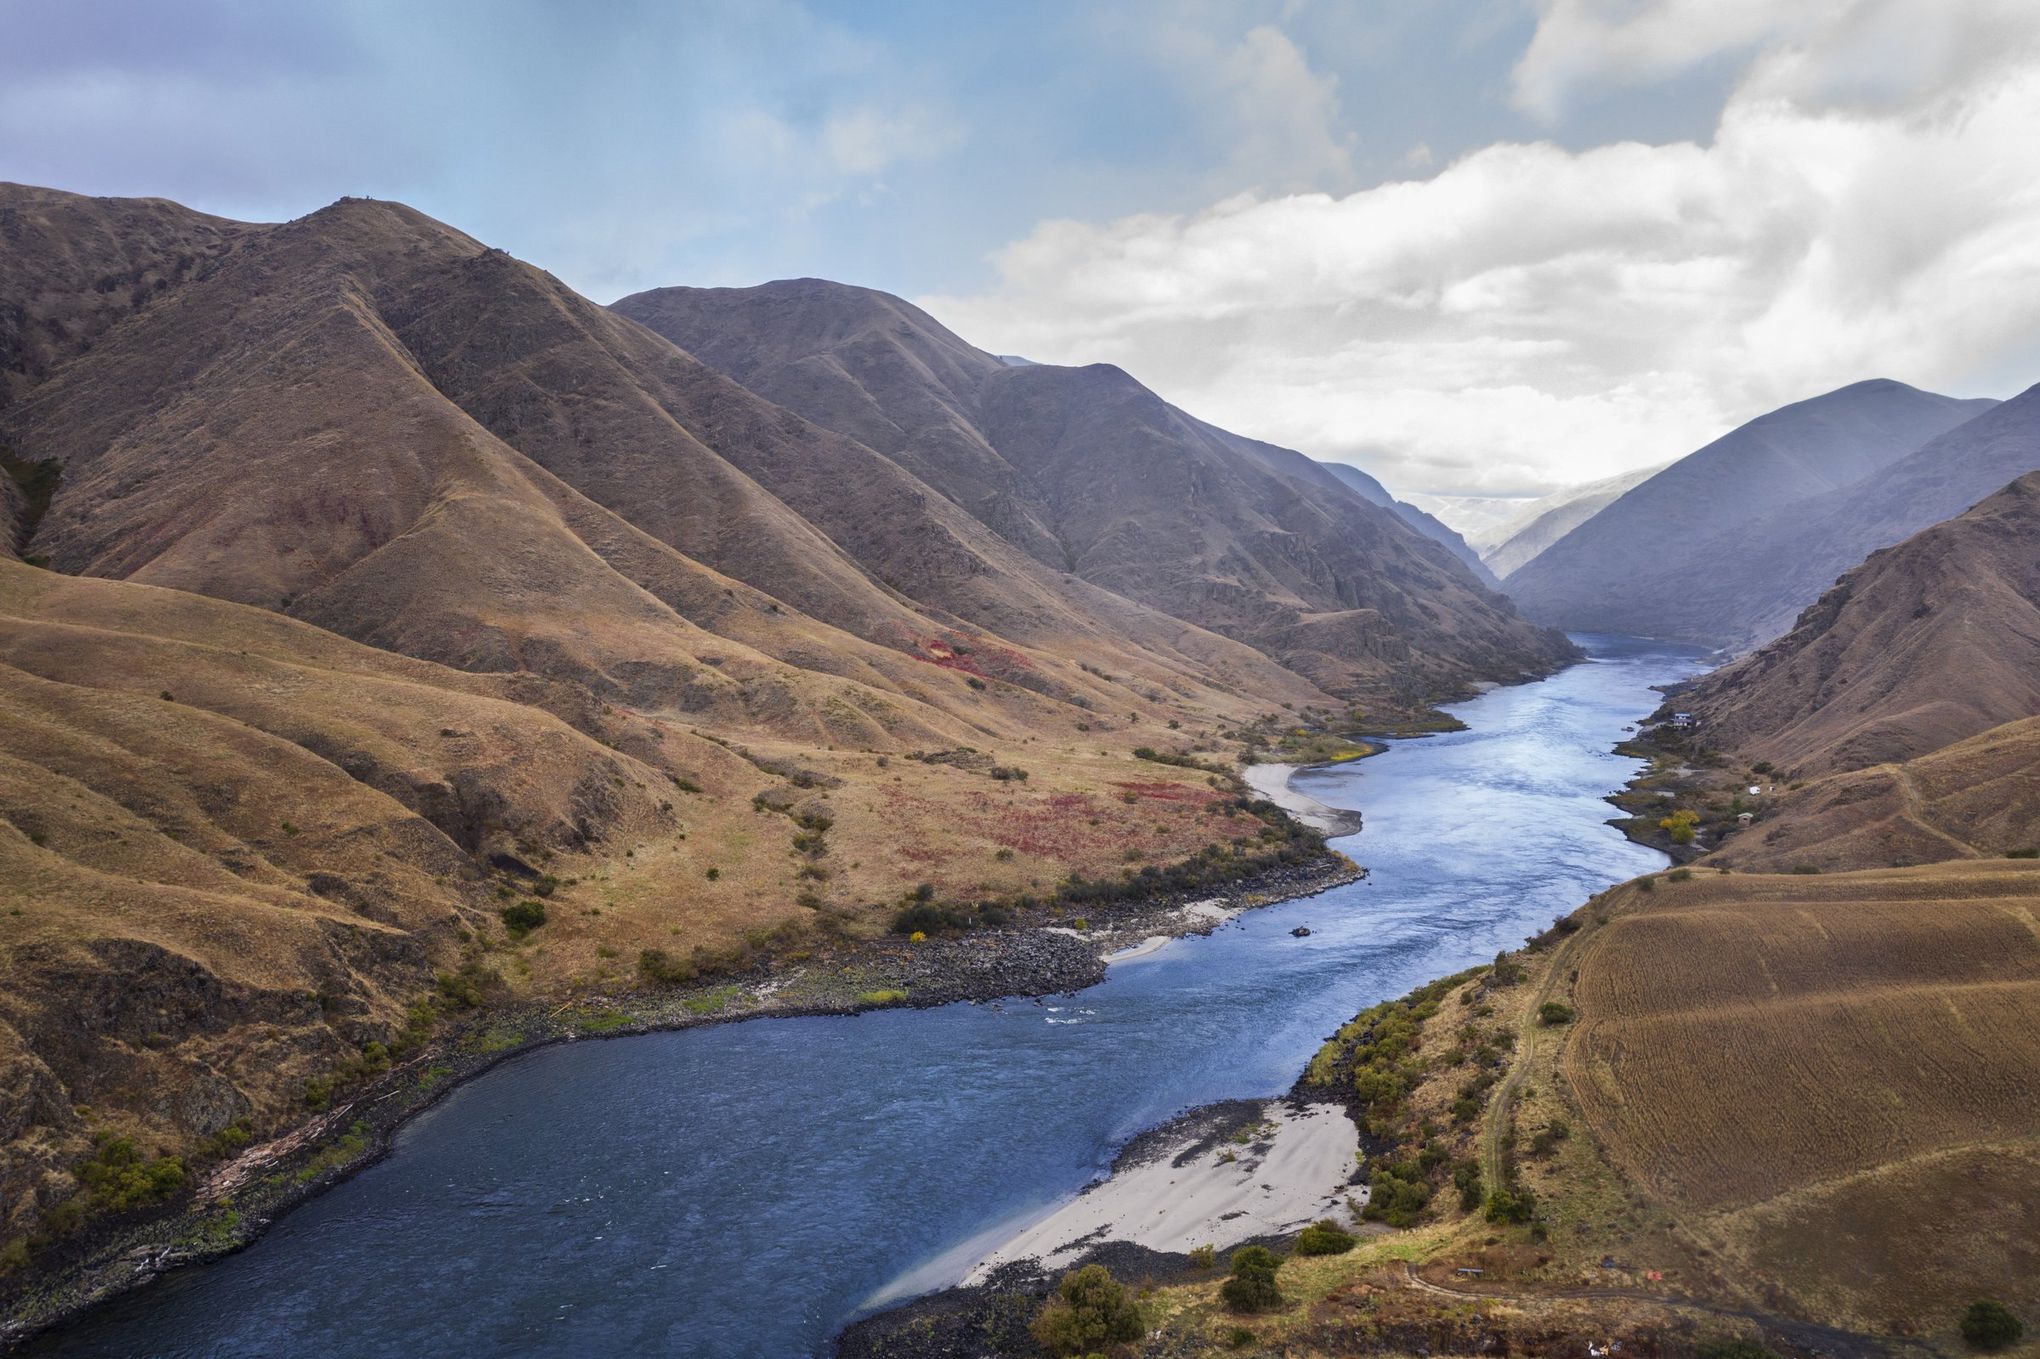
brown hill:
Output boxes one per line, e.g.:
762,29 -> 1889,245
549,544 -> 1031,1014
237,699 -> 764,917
1504,379 -> 1998,645
0,184 -> 1454,1283
613,279 -> 1575,699
1563,861 -> 2040,1335
1673,471 -> 2040,776
0,189 -> 1328,742
1712,717 -> 2040,873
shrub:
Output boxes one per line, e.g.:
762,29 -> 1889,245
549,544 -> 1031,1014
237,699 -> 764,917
1189,1243 -> 1217,1269
1659,809 -> 1700,844
1220,1246 -> 1283,1313
1791,864 -> 1821,874
1225,1327 -> 1256,1349
638,948 -> 695,986
1961,1301 -> 2024,1351
1484,1186 -> 1536,1223
1667,867 -> 1692,882
1293,1220 -> 1355,1255
1029,1263 -> 1143,1355
1537,1001 -> 1575,1025
75,1134 -> 185,1210
1362,1166 -> 1432,1227
500,899 -> 547,936
1453,1159 -> 1484,1210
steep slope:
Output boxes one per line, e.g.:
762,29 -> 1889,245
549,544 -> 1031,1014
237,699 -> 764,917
1481,463 -> 1667,578
1503,380 -> 1997,642
0,182 -> 249,412
1673,472 -> 2040,776
0,187 -> 1322,740
1678,383 -> 2040,646
614,279 -> 1575,703
1315,460 -> 1501,589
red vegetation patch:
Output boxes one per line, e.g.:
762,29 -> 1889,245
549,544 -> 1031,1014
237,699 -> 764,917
1109,780 -> 1220,804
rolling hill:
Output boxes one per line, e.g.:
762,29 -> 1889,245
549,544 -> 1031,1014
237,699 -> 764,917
1503,379 -> 1998,644
613,278 -> 1573,699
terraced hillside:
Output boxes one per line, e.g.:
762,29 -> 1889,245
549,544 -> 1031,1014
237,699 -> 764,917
1563,862 -> 2040,1334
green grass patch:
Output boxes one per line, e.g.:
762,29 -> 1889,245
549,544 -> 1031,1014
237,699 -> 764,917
856,988 -> 909,1006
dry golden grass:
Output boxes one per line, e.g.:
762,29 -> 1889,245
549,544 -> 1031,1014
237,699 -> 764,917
1561,861 -> 2040,1334
0,558 -> 1283,1252
1716,717 -> 2040,872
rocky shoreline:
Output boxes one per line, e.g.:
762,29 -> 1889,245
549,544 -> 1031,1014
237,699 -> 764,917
0,850 -> 1362,1353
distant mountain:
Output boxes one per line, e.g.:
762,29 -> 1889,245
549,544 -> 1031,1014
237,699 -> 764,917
614,278 -> 1573,699
1503,379 -> 1999,645
1481,464 -> 1667,578
1398,491 -> 1533,549
1314,461 -> 1502,590
1674,471 -> 2040,776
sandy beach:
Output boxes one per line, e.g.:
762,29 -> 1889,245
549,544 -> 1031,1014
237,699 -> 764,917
963,1099 -> 1363,1283
1244,762 -> 1366,837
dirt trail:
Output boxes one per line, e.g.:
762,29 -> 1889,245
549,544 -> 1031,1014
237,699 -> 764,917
1480,923 -> 1590,1191
1883,762 -> 1981,859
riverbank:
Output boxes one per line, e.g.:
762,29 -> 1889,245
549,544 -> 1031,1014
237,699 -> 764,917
0,848 -> 1361,1353
967,1097 -> 1362,1283
1242,762 -> 1367,837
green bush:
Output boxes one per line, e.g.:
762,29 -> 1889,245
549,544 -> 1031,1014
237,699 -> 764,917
1188,1243 -> 1216,1269
75,1134 -> 185,1210
1293,1220 -> 1355,1255
500,899 -> 547,935
1484,1186 -> 1536,1223
1961,1301 -> 2024,1351
638,948 -> 695,985
1537,1001 -> 1575,1025
1220,1245 -> 1283,1313
1362,1166 -> 1432,1227
1453,1159 -> 1483,1210
1029,1263 -> 1143,1355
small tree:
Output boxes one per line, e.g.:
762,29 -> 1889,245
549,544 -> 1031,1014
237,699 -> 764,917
1961,1301 -> 2024,1351
1659,809 -> 1700,845
1538,1001 -> 1575,1026
500,899 -> 546,936
1294,1220 -> 1355,1255
1030,1263 -> 1143,1355
1220,1245 -> 1283,1313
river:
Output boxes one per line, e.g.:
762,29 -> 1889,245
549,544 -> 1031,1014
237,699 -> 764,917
28,635 -> 1704,1359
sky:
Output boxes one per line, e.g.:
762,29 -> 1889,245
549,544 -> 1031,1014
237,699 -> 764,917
5,0 -> 2040,499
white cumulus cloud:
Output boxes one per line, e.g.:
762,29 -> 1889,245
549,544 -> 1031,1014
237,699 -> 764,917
921,3 -> 2040,495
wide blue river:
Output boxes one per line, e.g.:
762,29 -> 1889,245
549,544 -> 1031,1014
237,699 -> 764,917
31,636 -> 1702,1358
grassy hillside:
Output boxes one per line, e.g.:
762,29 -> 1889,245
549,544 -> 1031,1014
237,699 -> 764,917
0,560 -> 1317,1288
1119,861 -> 2040,1356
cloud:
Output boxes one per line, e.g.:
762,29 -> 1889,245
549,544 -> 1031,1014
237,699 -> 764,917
1511,0 -> 2040,121
922,8 -> 2040,495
